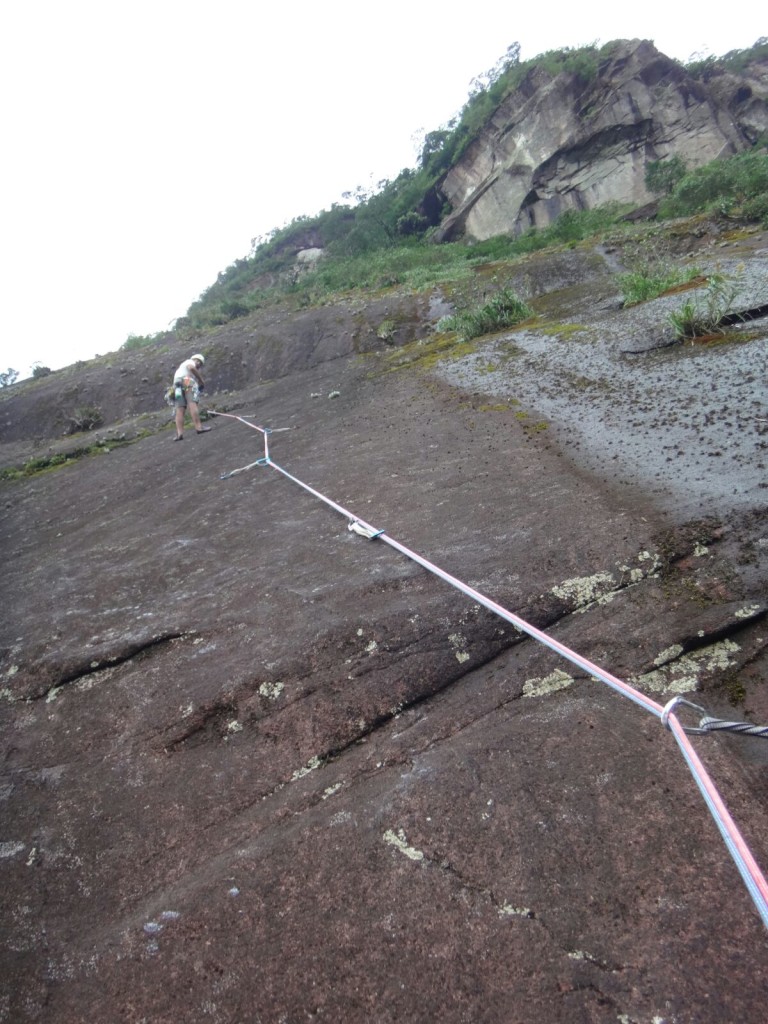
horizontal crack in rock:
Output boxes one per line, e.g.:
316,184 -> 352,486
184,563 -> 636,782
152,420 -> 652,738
28,632 -> 187,703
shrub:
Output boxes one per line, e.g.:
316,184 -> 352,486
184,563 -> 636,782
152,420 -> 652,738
0,367 -> 19,387
619,265 -> 702,306
441,287 -> 533,341
645,156 -> 687,196
121,333 -> 157,351
529,204 -> 627,248
376,319 -> 397,341
560,47 -> 599,82
661,149 -> 768,219
667,274 -> 740,340
65,406 -> 103,434
684,39 -> 768,80
742,192 -> 768,225
32,363 -> 52,378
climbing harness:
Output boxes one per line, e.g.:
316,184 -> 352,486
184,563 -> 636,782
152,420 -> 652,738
210,409 -> 768,929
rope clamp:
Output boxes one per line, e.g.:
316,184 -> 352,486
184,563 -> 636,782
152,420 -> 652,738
348,520 -> 384,540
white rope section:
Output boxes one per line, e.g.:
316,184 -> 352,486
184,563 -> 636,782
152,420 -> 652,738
212,410 -> 768,929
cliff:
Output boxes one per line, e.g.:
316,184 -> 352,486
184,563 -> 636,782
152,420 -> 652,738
435,39 -> 768,241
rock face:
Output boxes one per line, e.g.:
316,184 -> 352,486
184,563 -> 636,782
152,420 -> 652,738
1,221 -> 768,1022
436,39 -> 768,241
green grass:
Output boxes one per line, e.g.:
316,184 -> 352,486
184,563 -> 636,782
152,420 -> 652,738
0,436 -> 138,481
439,288 -> 533,341
667,274 -> 742,340
618,265 -> 703,306
660,149 -> 768,222
162,47 -> 768,338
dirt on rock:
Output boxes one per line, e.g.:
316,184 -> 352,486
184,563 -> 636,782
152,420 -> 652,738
2,220 -> 768,1023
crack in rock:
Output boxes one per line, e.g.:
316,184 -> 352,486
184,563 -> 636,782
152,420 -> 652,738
634,638 -> 743,695
545,549 -> 662,615
634,605 -> 768,695
18,631 -> 187,703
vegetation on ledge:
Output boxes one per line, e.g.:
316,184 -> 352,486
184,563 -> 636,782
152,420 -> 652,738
115,38 -> 767,350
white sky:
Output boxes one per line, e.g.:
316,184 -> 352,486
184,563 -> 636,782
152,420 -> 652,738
0,2 -> 764,378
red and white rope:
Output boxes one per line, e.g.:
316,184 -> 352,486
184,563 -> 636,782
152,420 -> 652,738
215,412 -> 768,929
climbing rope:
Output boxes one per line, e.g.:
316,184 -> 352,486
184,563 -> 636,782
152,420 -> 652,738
213,410 -> 768,930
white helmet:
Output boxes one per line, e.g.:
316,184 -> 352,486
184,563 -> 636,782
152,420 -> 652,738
191,353 -> 205,366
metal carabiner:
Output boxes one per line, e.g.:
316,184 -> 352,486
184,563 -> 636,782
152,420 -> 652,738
661,696 -> 710,734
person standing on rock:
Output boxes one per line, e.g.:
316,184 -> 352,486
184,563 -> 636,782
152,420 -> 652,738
172,353 -> 211,441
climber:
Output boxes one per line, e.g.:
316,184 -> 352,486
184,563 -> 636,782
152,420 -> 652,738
172,354 -> 211,441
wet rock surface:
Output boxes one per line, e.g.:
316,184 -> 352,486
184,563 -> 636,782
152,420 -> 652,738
1,222 -> 768,1022
439,247 -> 768,521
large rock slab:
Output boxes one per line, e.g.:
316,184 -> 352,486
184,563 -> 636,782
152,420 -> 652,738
2,228 -> 768,1022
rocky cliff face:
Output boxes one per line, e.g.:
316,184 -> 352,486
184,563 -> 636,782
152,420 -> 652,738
436,39 -> 768,241
2,218 -> 768,1021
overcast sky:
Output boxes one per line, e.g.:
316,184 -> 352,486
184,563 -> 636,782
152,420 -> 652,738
1,2 -> 764,378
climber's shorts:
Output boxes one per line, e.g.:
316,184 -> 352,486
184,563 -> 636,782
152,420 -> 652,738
174,378 -> 199,407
